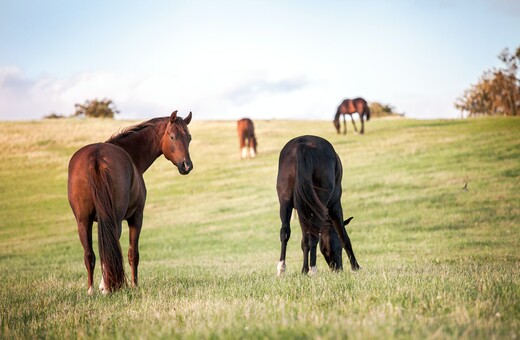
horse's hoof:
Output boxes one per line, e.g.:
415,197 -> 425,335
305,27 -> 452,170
308,266 -> 318,276
277,261 -> 286,276
99,277 -> 108,294
87,287 -> 94,295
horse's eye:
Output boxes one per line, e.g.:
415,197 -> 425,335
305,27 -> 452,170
170,134 -> 176,141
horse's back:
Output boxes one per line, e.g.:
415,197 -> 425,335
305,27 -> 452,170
277,136 -> 340,200
68,143 -> 142,221
339,97 -> 367,114
237,118 -> 254,137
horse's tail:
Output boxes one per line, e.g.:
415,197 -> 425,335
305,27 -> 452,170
293,143 -> 329,235
87,153 -> 125,292
365,104 -> 371,121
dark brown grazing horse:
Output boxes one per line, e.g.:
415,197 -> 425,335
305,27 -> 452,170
237,118 -> 257,159
276,135 -> 360,275
333,97 -> 371,134
68,110 -> 193,294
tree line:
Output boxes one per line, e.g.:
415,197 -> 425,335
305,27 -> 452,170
455,46 -> 520,117
44,98 -> 119,119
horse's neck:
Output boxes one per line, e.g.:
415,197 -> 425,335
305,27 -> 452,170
110,122 -> 166,174
334,110 -> 342,122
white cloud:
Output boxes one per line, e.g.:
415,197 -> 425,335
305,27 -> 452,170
0,66 -> 324,121
0,66 -> 461,122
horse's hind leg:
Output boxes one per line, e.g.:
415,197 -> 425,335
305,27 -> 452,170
77,218 -> 95,294
329,201 -> 360,271
239,134 -> 247,159
278,200 -> 293,276
127,213 -> 143,287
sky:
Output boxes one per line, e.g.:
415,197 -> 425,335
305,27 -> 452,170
0,0 -> 519,121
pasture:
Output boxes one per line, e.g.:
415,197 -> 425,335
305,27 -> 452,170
0,117 -> 518,339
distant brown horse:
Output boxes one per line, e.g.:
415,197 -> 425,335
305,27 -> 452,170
237,118 -> 257,159
68,111 -> 193,294
276,135 -> 360,276
333,97 -> 371,134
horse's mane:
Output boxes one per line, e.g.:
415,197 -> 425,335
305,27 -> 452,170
106,117 -> 168,144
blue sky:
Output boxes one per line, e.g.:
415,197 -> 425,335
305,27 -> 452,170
1,0 -> 519,120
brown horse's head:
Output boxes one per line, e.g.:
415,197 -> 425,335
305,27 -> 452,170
161,110 -> 193,175
333,118 -> 340,134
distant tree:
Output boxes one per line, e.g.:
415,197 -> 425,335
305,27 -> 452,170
369,102 -> 404,118
455,46 -> 520,117
43,112 -> 65,119
74,98 -> 119,118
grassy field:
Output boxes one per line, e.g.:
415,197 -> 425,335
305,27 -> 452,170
0,116 -> 518,339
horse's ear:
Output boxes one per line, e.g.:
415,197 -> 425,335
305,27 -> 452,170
170,110 -> 178,123
184,111 -> 192,125
344,216 -> 354,226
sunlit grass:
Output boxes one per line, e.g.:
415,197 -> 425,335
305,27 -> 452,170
0,116 -> 519,338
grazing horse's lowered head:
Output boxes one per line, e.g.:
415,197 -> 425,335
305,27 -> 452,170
313,216 -> 354,275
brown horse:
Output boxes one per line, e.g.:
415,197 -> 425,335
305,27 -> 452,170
237,118 -> 257,159
68,110 -> 193,294
276,135 -> 360,276
333,97 -> 371,134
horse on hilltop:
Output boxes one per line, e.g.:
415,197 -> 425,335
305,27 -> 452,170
276,135 -> 360,275
237,118 -> 257,159
334,97 -> 371,134
68,110 -> 193,294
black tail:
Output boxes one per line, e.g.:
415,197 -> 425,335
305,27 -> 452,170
365,105 -> 371,121
293,143 -> 328,236
87,154 -> 125,292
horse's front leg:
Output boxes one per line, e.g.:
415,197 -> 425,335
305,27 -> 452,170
343,114 -> 347,135
329,202 -> 360,271
127,213 -> 143,287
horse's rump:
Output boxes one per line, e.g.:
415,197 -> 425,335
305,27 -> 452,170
293,141 -> 331,236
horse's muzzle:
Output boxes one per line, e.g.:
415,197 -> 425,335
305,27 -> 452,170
178,159 -> 193,175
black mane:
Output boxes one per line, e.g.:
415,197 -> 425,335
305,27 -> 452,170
106,117 -> 168,144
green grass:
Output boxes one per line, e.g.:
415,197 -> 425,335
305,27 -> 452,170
0,117 -> 519,339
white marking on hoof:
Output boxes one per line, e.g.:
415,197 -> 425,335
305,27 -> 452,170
291,209 -> 298,220
241,147 -> 248,159
249,147 -> 256,158
99,277 -> 108,294
87,287 -> 94,295
308,266 -> 318,276
277,261 -> 286,276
